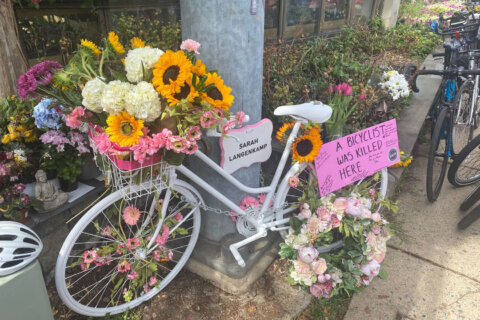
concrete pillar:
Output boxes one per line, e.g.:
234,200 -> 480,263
381,0 -> 401,29
180,0 -> 275,282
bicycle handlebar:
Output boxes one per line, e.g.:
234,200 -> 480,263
405,64 -> 480,93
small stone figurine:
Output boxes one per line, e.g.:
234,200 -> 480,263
34,169 -> 69,212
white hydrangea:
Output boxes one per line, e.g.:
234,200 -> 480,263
125,82 -> 163,121
125,47 -> 164,83
101,80 -> 133,114
82,78 -> 106,112
380,70 -> 410,101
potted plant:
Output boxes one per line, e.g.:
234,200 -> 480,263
0,183 -> 31,222
39,129 -> 90,192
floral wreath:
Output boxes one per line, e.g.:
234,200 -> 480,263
279,173 -> 396,299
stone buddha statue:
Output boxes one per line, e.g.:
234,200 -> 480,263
34,169 -> 69,212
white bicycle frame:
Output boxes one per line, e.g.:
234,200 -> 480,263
151,119 -> 307,268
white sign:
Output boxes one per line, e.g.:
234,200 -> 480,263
220,119 -> 273,174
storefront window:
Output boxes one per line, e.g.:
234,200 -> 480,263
324,0 -> 347,22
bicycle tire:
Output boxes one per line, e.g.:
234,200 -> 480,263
448,133 -> 480,187
55,180 -> 201,317
274,163 -> 388,239
460,183 -> 480,211
451,80 -> 475,155
426,107 -> 450,202
458,204 -> 480,230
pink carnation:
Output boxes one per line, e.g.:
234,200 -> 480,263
180,39 -> 200,54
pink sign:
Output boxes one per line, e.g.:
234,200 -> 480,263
315,119 -> 400,196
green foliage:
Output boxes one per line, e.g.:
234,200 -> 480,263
263,17 -> 441,132
113,12 -> 181,51
41,147 -> 84,182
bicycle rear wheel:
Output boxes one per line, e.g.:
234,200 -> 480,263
274,163 -> 388,239
448,133 -> 480,187
426,107 -> 450,202
55,180 -> 201,317
451,80 -> 475,154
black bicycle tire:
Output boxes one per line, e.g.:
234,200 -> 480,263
460,183 -> 480,211
451,80 -> 475,155
448,133 -> 480,187
426,107 -> 450,202
458,204 -> 480,230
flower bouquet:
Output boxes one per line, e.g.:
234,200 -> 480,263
48,34 -> 241,172
279,172 -> 396,299
324,83 -> 364,139
0,183 -> 31,222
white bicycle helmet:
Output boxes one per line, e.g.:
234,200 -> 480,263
0,221 -> 43,276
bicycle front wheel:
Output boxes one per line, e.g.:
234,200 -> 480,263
451,80 -> 475,154
55,180 -> 201,317
448,133 -> 480,187
426,107 -> 450,202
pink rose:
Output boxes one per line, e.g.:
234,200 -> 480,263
360,259 -> 381,278
345,198 -> 364,217
371,212 -> 382,222
311,258 -> 327,275
304,216 -> 328,234
298,246 -> 319,264
180,39 -> 200,54
333,197 -> 348,211
316,207 -> 331,221
309,281 -> 333,298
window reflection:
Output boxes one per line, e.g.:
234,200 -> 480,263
286,0 -> 320,27
355,0 -> 374,19
324,0 -> 347,22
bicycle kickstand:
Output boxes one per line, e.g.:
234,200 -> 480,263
229,229 -> 267,268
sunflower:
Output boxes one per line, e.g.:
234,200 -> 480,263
80,39 -> 101,56
130,37 -> 146,49
108,32 -> 125,54
192,59 -> 207,78
105,111 -> 144,147
291,129 -> 323,163
152,50 -> 193,97
165,76 -> 199,106
276,122 -> 295,142
201,73 -> 234,111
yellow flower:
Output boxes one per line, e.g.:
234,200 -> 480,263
276,122 -> 295,142
201,73 -> 234,111
105,111 -> 144,147
192,59 -> 207,78
152,50 -> 193,97
130,37 -> 146,49
291,129 -> 323,163
108,32 -> 125,54
1,134 -> 10,144
81,39 -> 102,56
165,76 -> 199,106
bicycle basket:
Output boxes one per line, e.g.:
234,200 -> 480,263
88,124 -> 172,200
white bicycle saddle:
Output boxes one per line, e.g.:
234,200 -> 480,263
273,101 -> 332,123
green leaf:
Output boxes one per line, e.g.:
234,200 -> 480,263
378,269 -> 388,279
289,216 -> 302,233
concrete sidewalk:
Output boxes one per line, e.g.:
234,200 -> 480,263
344,140 -> 480,320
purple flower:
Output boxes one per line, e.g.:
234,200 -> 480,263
16,61 -> 63,100
12,183 -> 26,194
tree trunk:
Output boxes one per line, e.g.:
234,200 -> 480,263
0,0 -> 28,98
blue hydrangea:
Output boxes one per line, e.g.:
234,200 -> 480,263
33,99 -> 65,130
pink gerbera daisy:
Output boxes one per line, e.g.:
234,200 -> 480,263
148,276 -> 158,287
221,120 -> 236,134
143,283 -> 151,293
200,111 -> 215,128
235,111 -> 245,127
126,238 -> 140,250
288,176 -> 299,188
127,271 -> 139,280
167,136 -> 188,153
80,263 -> 87,271
83,250 -> 98,264
184,140 -> 198,155
117,260 -> 131,273
187,126 -> 202,141
123,205 -> 141,225
116,243 -> 126,255
174,212 -> 183,221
